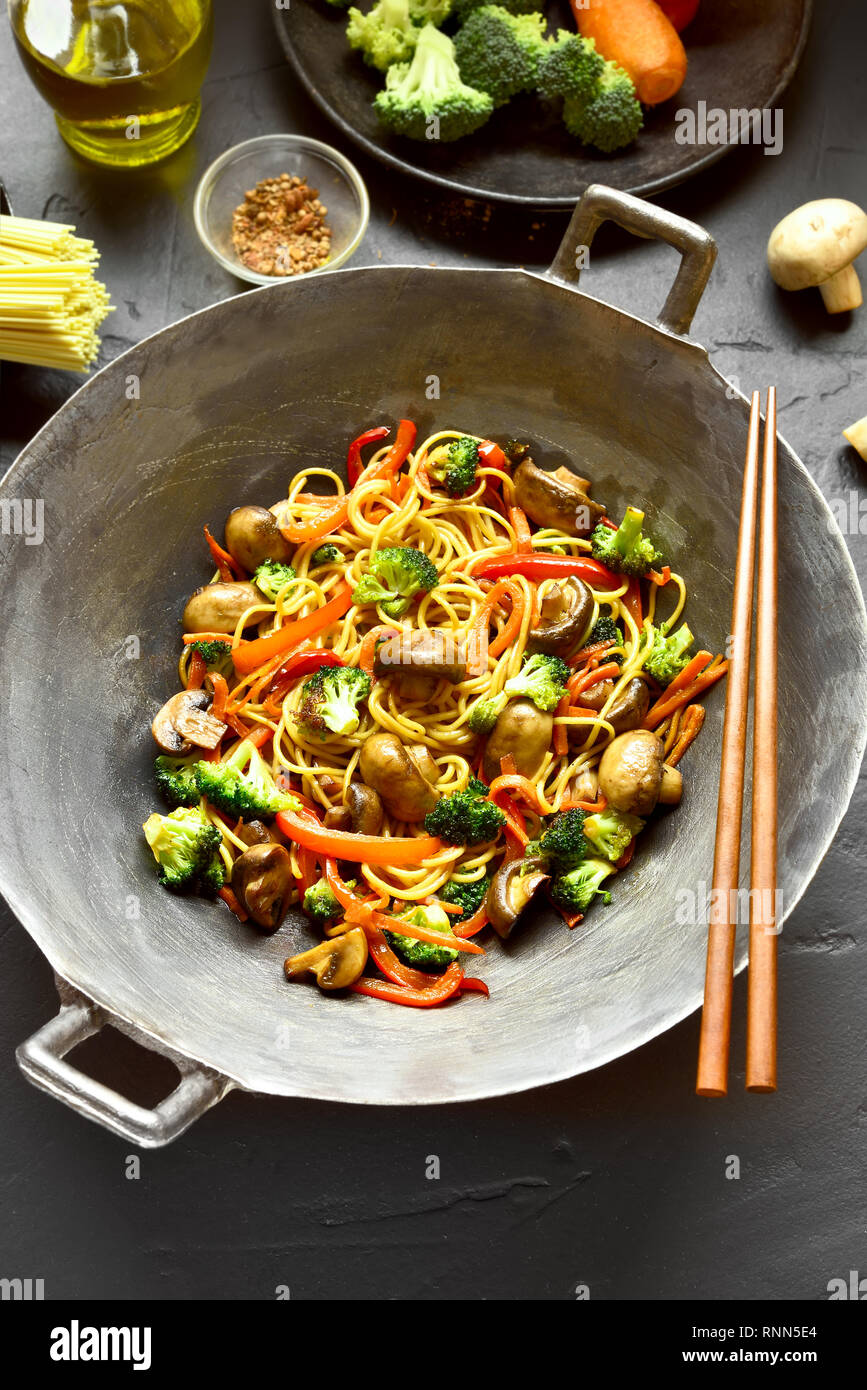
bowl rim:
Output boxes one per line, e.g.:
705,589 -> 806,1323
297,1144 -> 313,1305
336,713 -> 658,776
193,132 -> 371,287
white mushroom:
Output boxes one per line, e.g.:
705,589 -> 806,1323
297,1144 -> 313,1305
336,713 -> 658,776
767,199 -> 867,314
598,730 -> 682,817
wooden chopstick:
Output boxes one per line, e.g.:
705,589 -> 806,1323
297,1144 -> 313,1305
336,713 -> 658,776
696,391 -> 761,1097
746,387 -> 778,1092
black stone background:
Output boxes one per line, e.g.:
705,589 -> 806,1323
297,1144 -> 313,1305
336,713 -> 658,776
0,0 -> 864,1301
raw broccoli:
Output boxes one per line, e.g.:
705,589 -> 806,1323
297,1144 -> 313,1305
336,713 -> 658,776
154,755 -> 200,809
467,690 -> 508,734
310,543 -> 341,566
454,7 -> 548,109
537,30 -> 604,104
551,857 -> 615,913
347,0 -> 419,73
385,902 -> 459,973
193,739 -> 299,819
563,61 -> 643,154
504,652 -> 570,712
374,24 -> 493,143
143,804 -> 224,891
590,507 -> 661,578
438,874 -> 490,921
424,783 -> 506,845
427,436 -> 480,495
352,545 -> 438,618
410,0 -> 453,23
189,639 -> 235,680
645,622 -> 694,687
302,877 -> 356,929
584,808 -> 644,863
538,807 -> 588,869
299,666 -> 372,738
254,559 -> 297,601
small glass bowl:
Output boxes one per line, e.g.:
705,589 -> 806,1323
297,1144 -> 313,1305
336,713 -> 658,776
194,134 -> 370,286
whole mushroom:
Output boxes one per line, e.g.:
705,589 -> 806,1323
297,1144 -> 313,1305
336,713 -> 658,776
767,198 -> 867,314
529,577 -> 594,656
598,729 -> 682,816
224,505 -> 293,573
231,844 -> 294,933
359,732 -> 439,823
483,699 -> 553,784
182,580 -> 264,635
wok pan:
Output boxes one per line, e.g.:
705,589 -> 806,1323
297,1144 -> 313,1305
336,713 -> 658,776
2,186 -> 865,1146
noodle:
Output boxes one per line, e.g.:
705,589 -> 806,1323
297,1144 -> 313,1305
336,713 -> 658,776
0,215 -> 113,371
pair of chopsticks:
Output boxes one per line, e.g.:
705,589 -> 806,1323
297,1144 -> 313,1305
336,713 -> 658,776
696,389 -> 778,1097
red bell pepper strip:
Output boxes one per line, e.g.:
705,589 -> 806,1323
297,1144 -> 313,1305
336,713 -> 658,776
277,810 -> 442,866
264,646 -> 344,700
470,553 -> 620,588
477,439 -> 509,470
280,419 -> 417,544
232,583 -> 353,676
621,578 -> 643,630
186,650 -> 207,690
204,525 -> 244,581
350,961 -> 465,1007
347,425 -> 391,487
457,976 -> 489,996
453,902 -> 490,939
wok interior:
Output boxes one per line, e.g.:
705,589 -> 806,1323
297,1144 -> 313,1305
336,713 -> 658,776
0,266 -> 863,1103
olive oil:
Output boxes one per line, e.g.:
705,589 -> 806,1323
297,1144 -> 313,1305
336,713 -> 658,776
9,0 -> 213,167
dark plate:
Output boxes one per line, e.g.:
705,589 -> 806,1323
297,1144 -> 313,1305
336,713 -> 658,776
273,0 -> 812,207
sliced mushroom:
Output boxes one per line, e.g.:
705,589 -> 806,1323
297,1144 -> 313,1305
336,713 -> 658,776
408,743 -> 440,788
224,505 -> 293,573
530,577 -> 594,655
579,677 -> 649,735
598,729 -> 682,817
151,690 -> 226,755
232,843 -> 294,933
580,679 -> 615,712
182,581 -> 264,635
487,857 -> 550,939
374,627 -> 466,682
359,733 -> 440,823
483,699 -> 553,784
284,926 -> 368,991
237,819 -> 282,847
346,782 -> 384,835
513,457 -> 606,536
570,765 -> 599,803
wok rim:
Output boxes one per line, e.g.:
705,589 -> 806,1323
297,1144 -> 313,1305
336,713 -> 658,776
1,258 -> 864,1105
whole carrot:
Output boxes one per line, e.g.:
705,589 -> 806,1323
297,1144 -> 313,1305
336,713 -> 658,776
572,0 -> 688,106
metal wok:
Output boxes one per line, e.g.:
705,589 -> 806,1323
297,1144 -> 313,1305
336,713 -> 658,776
2,186 -> 865,1146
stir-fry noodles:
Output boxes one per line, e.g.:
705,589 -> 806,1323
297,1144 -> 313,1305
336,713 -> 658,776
144,420 -> 727,1007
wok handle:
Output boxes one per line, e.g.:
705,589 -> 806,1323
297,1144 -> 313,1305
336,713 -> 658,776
17,992 -> 233,1148
548,183 -> 717,336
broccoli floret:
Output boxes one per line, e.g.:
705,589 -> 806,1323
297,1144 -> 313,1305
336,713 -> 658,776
590,507 -> 661,578
154,755 -> 200,809
537,30 -> 604,104
189,639 -> 235,680
582,613 -> 622,649
310,543 -> 341,566
352,545 -> 438,618
538,807 -> 588,869
385,902 -> 459,973
584,808 -> 644,863
193,739 -> 299,819
551,857 -> 615,913
410,0 -> 453,24
299,666 -> 372,738
563,61 -> 643,154
254,559 -> 297,601
467,776 -> 490,796
504,652 -> 569,712
347,0 -> 419,73
438,875 -> 490,921
374,24 -> 493,143
143,804 -> 225,891
467,690 -> 508,733
645,622 -> 694,687
427,436 -> 480,496
454,6 -> 548,108
424,782 -> 506,845
302,877 -> 357,930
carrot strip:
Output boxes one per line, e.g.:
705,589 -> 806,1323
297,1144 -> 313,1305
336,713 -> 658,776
508,504 -> 533,554
209,673 -> 229,722
643,662 -> 728,729
232,584 -> 353,676
453,903 -> 490,938
571,661 -> 621,697
469,579 -> 524,670
186,651 -> 207,690
358,624 -> 396,679
553,692 -> 570,756
657,650 -> 713,700
279,419 -> 416,543
343,901 -> 485,955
